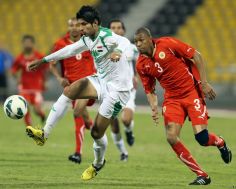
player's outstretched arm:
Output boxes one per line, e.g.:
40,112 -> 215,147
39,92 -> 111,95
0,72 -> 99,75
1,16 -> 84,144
192,51 -> 216,100
147,92 -> 159,125
28,39 -> 88,71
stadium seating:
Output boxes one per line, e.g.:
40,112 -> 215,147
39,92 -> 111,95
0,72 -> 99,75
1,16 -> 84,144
0,0 -> 98,55
96,0 -> 138,27
177,0 -> 236,82
146,0 -> 203,37
0,0 -> 138,56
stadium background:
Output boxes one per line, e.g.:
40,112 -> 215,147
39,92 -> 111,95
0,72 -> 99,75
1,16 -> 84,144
0,0 -> 235,109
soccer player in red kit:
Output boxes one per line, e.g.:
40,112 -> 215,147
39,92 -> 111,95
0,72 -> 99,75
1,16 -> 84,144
11,35 -> 47,126
134,28 -> 232,185
50,17 -> 96,163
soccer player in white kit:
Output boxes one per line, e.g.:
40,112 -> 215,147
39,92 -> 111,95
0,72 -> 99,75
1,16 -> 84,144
109,19 -> 139,161
26,6 -> 133,180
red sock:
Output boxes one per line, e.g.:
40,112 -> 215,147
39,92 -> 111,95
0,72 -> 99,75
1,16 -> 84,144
24,111 -> 32,126
172,141 -> 208,177
206,133 -> 224,147
74,117 -> 85,154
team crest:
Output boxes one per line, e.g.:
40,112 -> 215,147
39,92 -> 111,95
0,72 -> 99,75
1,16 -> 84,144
159,51 -> 165,59
76,53 -> 82,60
162,106 -> 166,113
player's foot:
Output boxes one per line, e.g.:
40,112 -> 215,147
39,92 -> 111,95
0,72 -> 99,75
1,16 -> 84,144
120,153 -> 128,161
218,137 -> 232,164
68,153 -> 82,164
125,131 -> 135,146
26,126 -> 46,146
81,160 -> 106,181
189,176 -> 211,185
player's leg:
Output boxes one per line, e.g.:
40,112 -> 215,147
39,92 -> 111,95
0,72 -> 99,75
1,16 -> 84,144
26,78 -> 97,145
163,100 -> 210,185
81,88 -> 131,180
121,89 -> 136,146
20,93 -> 32,126
32,92 -> 46,123
110,118 -> 128,161
81,99 -> 95,130
186,91 -> 232,164
81,113 -> 110,180
193,125 -> 232,164
121,108 -> 135,146
68,99 -> 91,164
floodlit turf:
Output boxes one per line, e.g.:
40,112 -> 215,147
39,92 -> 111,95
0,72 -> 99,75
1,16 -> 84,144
0,107 -> 235,189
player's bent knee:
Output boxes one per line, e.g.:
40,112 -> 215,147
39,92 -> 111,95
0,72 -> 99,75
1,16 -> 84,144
122,118 -> 131,126
195,129 -> 209,146
166,133 -> 178,145
91,127 -> 103,139
63,86 -> 75,100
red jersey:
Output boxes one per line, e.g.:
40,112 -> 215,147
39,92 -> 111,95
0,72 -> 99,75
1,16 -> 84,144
136,37 -> 200,99
52,34 -> 96,82
11,51 -> 48,91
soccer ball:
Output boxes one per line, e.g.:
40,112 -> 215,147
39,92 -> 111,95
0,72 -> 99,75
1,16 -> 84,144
3,95 -> 28,119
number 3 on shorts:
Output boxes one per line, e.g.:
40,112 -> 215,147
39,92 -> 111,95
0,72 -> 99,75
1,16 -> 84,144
194,98 -> 201,111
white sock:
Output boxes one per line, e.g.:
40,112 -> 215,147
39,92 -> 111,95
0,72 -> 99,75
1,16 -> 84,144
124,120 -> 134,133
111,132 -> 128,155
93,134 -> 108,168
43,94 -> 72,138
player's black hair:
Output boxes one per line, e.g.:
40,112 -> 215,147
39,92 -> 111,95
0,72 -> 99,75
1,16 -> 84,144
76,5 -> 101,25
108,19 -> 126,31
22,35 -> 35,43
135,27 -> 152,37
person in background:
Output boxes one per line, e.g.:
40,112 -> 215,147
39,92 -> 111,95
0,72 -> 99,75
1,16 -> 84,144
108,19 -> 139,161
11,35 -> 48,126
0,43 -> 13,101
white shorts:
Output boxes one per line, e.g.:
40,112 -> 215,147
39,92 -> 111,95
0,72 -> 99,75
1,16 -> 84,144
88,75 -> 131,119
124,88 -> 136,112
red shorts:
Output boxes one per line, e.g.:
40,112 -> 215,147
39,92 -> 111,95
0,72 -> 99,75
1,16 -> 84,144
162,89 -> 208,126
72,99 -> 95,108
19,91 -> 43,105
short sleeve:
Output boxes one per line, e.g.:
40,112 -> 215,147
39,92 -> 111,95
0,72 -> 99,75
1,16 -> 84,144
136,57 -> 156,94
166,37 -> 195,59
11,57 -> 21,73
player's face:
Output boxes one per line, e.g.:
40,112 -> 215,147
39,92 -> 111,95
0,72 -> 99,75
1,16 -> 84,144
68,20 -> 80,37
134,33 -> 152,55
22,39 -> 34,53
78,19 -> 96,37
110,22 -> 125,36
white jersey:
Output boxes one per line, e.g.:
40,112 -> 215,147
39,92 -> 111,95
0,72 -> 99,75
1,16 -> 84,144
44,27 -> 133,91
125,43 -> 139,79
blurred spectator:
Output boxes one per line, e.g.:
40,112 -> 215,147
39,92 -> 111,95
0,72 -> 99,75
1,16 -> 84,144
0,43 -> 14,101
11,35 -> 48,126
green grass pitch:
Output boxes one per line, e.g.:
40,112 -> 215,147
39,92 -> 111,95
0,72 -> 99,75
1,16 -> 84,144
0,108 -> 235,189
